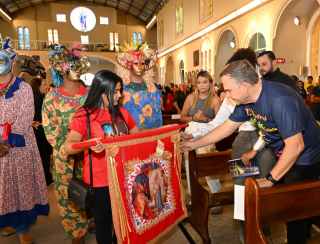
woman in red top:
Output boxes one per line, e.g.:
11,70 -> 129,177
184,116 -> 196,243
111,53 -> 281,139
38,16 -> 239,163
65,70 -> 139,244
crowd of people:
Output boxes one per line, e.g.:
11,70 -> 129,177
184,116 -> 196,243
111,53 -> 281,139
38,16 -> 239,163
1,34 -> 320,244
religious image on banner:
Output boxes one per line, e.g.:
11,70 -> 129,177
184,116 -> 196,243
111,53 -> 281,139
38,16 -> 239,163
105,125 -> 187,243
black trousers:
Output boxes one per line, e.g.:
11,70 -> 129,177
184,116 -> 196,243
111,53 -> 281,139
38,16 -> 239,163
283,163 -> 320,244
34,126 -> 53,185
92,187 -> 114,244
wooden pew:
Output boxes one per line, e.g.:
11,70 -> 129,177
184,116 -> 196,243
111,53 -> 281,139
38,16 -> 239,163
245,177 -> 320,244
188,134 -> 236,244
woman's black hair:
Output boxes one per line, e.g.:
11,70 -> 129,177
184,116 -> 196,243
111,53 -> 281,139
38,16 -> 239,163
30,78 -> 43,93
83,70 -> 124,122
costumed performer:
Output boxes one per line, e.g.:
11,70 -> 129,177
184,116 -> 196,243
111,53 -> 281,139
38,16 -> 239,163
42,43 -> 90,244
0,38 -> 49,244
116,42 -> 162,129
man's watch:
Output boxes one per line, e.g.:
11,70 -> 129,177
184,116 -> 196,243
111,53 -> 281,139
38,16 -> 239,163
266,172 -> 278,185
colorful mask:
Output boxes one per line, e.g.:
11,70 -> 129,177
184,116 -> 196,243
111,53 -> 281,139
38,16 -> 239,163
0,38 -> 16,76
48,43 -> 90,86
116,42 -> 157,73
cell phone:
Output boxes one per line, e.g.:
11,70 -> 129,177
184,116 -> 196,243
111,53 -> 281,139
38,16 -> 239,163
228,158 -> 260,178
228,158 -> 246,167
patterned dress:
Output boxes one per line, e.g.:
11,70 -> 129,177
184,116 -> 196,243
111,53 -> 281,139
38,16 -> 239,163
42,86 -> 88,239
123,81 -> 162,129
0,77 -> 49,231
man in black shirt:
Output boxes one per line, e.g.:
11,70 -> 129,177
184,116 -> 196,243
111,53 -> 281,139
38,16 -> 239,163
182,60 -> 320,244
257,51 -> 297,90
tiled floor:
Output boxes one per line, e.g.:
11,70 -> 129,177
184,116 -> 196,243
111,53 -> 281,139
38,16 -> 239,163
1,185 -> 320,244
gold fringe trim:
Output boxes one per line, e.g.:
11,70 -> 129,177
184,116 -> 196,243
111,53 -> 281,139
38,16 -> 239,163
107,156 -> 131,244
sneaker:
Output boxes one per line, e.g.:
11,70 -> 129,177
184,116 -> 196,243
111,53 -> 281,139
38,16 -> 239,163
0,227 -> 16,237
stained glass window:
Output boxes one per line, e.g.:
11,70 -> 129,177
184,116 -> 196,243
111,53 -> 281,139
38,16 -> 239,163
70,7 -> 96,32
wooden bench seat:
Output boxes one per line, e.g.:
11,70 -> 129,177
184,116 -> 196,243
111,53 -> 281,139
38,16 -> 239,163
188,134 -> 236,244
245,177 -> 320,244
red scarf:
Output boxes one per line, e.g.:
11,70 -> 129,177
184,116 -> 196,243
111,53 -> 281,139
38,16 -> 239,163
0,80 -> 11,90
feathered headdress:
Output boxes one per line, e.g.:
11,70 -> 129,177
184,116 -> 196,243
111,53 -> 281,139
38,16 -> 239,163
116,42 -> 157,71
48,43 -> 90,86
0,37 -> 16,75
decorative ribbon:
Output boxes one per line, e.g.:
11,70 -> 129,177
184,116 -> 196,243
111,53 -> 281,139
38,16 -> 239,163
0,122 -> 11,141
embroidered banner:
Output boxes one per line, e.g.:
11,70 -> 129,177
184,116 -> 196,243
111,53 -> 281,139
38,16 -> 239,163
104,124 -> 187,244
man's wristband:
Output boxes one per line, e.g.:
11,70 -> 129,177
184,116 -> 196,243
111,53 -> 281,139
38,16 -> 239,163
266,172 -> 278,185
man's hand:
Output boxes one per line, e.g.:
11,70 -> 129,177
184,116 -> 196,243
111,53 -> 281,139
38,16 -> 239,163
241,150 -> 257,166
180,140 -> 197,152
256,178 -> 273,188
0,143 -> 10,157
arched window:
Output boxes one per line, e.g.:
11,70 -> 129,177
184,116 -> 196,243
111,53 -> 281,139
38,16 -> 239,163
17,27 -> 30,50
179,60 -> 185,83
249,32 -> 266,53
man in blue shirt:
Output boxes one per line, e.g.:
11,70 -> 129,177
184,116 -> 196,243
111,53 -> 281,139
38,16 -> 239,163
182,60 -> 320,244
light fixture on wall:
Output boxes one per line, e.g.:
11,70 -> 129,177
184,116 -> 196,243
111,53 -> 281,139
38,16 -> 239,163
0,8 -> 12,21
229,40 -> 236,49
294,16 -> 300,26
